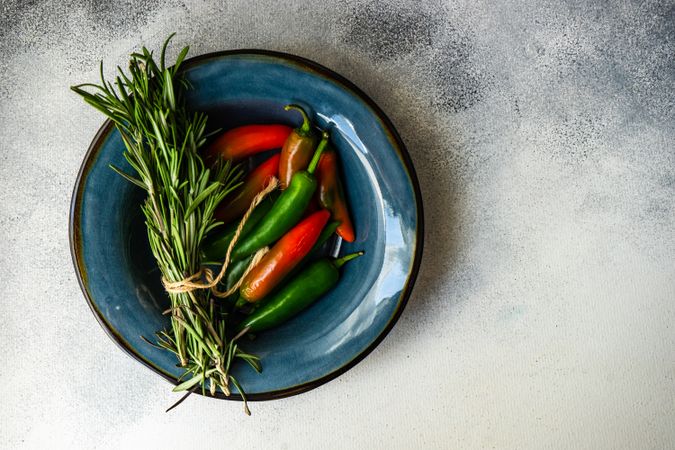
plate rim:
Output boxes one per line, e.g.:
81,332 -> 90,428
69,49 -> 425,401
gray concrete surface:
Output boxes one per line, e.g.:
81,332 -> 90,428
1,0 -> 673,448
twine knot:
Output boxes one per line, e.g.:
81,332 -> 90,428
161,177 -> 278,298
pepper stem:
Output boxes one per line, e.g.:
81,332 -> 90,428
333,251 -> 364,268
284,104 -> 312,136
234,295 -> 249,309
307,131 -> 330,174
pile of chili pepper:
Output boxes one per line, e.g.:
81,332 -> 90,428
203,105 -> 360,333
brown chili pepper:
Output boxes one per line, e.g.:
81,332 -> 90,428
278,104 -> 318,189
317,147 -> 355,242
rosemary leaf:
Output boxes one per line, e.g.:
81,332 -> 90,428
72,34 -> 258,411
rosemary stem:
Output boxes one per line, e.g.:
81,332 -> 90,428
72,34 -> 256,412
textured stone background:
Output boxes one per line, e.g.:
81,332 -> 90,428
1,0 -> 673,448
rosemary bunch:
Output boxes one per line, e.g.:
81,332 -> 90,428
72,34 -> 260,413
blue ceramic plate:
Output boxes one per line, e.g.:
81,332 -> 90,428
70,50 -> 423,400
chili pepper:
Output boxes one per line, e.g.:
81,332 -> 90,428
232,131 -> 330,260
279,105 -> 318,189
236,251 -> 364,334
204,124 -> 292,161
202,192 -> 277,262
239,209 -> 330,303
214,153 -> 280,226
279,219 -> 339,285
225,255 -> 254,295
317,147 -> 355,242
313,219 -> 339,251
228,220 -> 339,304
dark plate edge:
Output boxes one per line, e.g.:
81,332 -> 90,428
69,49 -> 425,402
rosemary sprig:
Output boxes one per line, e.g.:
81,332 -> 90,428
72,34 -> 260,413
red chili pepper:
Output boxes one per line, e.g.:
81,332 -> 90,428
215,153 -> 280,225
239,209 -> 331,303
205,124 -> 292,161
317,147 -> 355,242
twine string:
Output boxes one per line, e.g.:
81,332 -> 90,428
161,176 -> 278,295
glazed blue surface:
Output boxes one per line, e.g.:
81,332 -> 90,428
73,53 -> 421,396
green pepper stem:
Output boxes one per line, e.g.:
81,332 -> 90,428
234,295 -> 249,309
307,131 -> 330,175
333,251 -> 364,268
284,104 -> 312,136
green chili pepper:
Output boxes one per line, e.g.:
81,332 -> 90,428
213,219 -> 338,308
232,131 -> 330,260
310,220 -> 339,255
236,251 -> 364,334
201,193 -> 277,262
